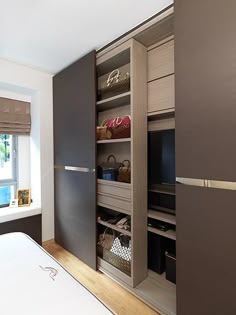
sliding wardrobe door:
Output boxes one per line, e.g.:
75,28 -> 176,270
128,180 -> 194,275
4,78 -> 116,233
54,169 -> 96,269
177,184 -> 236,315
53,51 -> 96,168
53,51 -> 96,270
175,0 -> 236,182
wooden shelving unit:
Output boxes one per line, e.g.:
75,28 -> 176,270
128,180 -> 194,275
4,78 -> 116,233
96,39 -> 147,287
95,6 -> 176,315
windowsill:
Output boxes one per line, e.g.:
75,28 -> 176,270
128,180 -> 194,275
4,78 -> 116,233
0,204 -> 41,223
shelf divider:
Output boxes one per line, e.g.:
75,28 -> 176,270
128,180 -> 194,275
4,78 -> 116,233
97,91 -> 131,112
148,209 -> 176,225
148,184 -> 176,195
148,226 -> 176,240
97,218 -> 131,236
97,138 -> 131,144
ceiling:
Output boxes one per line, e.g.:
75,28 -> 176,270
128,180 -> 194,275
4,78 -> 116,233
0,0 -> 173,74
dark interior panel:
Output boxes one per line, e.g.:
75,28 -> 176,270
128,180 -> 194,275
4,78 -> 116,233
177,184 -> 236,315
148,129 -> 176,215
148,129 -> 175,185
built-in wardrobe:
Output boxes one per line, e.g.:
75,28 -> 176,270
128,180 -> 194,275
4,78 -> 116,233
175,1 -> 236,315
53,2 -> 236,315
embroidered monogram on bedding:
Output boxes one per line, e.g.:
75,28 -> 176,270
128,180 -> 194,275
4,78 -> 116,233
39,266 -> 58,281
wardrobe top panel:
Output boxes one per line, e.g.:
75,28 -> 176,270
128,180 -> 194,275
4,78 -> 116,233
96,6 -> 174,59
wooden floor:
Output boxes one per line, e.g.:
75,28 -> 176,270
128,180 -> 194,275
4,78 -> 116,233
43,241 -> 160,315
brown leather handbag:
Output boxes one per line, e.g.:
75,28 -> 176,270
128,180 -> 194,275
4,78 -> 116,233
96,125 -> 112,140
117,160 -> 131,183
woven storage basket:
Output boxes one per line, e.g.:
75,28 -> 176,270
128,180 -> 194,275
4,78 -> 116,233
98,246 -> 131,276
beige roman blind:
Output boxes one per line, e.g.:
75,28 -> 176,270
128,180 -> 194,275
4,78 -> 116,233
0,97 -> 31,135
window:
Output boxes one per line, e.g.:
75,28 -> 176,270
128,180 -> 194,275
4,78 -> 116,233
0,135 -> 17,207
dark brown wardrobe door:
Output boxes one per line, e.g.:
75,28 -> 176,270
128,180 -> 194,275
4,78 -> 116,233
53,51 -> 96,270
175,0 -> 236,181
54,169 -> 96,269
53,51 -> 96,168
177,184 -> 236,315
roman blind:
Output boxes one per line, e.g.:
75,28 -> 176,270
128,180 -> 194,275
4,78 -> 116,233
0,97 -> 31,135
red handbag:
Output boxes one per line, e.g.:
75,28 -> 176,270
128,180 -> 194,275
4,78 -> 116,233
103,116 -> 131,139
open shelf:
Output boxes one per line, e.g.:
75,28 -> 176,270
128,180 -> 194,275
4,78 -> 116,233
149,184 -> 176,195
97,218 -> 132,236
97,138 -> 131,144
149,204 -> 175,216
147,108 -> 175,119
148,226 -> 176,241
97,48 -> 130,75
148,209 -> 176,225
97,201 -> 131,216
96,91 -> 131,112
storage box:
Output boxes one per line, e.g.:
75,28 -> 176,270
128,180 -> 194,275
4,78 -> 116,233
148,233 -> 166,274
165,252 -> 176,284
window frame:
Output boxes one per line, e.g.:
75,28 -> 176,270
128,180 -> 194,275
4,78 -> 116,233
0,135 -> 18,207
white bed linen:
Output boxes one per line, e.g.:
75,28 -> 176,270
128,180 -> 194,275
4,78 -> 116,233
0,232 -> 113,315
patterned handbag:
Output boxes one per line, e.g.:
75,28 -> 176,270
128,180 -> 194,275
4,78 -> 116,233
103,115 -> 131,139
98,69 -> 130,100
110,235 -> 131,262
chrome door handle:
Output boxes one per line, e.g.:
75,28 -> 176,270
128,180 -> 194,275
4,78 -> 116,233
54,165 -> 95,173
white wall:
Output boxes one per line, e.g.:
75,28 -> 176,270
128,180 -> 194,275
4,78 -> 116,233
18,135 -> 31,188
0,59 -> 54,242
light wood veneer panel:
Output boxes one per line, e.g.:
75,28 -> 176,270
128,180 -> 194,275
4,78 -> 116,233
148,40 -> 174,81
148,74 -> 175,113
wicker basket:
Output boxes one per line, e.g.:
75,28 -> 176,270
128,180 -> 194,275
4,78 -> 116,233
98,246 -> 131,276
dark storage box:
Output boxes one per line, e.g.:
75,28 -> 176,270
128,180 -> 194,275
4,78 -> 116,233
148,233 -> 166,274
165,252 -> 176,284
148,232 -> 176,275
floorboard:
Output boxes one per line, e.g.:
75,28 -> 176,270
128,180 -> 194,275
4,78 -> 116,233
43,241 -> 160,315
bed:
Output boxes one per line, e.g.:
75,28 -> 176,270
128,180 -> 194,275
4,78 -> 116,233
0,232 -> 114,315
